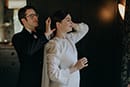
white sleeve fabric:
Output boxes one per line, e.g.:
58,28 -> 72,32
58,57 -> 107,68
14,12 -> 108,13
67,23 -> 89,44
43,40 -> 71,85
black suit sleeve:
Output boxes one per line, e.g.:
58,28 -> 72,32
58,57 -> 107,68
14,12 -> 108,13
12,33 -> 48,58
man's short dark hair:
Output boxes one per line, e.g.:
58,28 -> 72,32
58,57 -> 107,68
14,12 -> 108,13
18,5 -> 37,25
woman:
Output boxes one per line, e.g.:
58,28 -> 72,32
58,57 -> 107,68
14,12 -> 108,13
41,10 -> 89,87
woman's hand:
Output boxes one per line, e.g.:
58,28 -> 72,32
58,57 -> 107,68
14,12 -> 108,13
76,57 -> 88,69
72,22 -> 80,30
69,57 -> 88,73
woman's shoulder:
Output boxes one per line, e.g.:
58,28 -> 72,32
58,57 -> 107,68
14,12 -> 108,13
46,38 -> 59,47
46,37 -> 64,49
45,38 -> 65,55
49,37 -> 64,44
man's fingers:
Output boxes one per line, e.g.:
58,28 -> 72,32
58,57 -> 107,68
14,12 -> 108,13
52,28 -> 56,32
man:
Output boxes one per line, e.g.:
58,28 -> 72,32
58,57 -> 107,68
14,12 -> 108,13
12,6 -> 54,87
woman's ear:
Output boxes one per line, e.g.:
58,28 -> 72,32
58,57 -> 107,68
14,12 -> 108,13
56,22 -> 60,28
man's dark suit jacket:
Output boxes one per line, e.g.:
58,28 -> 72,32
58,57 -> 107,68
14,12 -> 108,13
12,28 -> 48,87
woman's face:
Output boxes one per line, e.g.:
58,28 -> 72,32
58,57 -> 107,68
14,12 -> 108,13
58,14 -> 73,33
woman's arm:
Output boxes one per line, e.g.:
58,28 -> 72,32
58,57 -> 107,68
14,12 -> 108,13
67,22 -> 89,43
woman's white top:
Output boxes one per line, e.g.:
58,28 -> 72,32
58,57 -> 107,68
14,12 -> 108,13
41,23 -> 89,87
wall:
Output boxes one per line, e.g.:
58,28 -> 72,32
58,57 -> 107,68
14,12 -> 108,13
0,46 -> 20,87
0,0 -> 4,42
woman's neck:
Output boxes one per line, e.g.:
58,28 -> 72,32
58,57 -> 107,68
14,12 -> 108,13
55,31 -> 66,39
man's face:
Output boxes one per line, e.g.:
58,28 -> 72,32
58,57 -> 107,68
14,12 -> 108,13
23,9 -> 39,29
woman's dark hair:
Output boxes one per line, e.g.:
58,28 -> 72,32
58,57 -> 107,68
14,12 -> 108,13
18,5 -> 37,25
51,10 -> 70,29
50,10 -> 70,38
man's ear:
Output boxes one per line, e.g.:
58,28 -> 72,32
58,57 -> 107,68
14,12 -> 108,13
21,18 -> 26,25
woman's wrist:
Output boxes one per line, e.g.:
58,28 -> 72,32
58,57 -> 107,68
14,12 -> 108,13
72,23 -> 80,31
69,66 -> 78,73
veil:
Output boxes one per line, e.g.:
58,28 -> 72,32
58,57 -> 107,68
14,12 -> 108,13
41,46 -> 50,87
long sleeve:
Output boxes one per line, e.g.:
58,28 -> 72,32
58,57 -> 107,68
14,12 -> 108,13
44,40 -> 71,85
67,23 -> 89,44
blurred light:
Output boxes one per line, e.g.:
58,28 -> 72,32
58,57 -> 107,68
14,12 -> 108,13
99,8 -> 114,21
118,3 -> 125,20
98,3 -> 115,23
0,22 -> 11,28
4,22 -> 11,27
118,0 -> 126,20
8,0 -> 26,9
